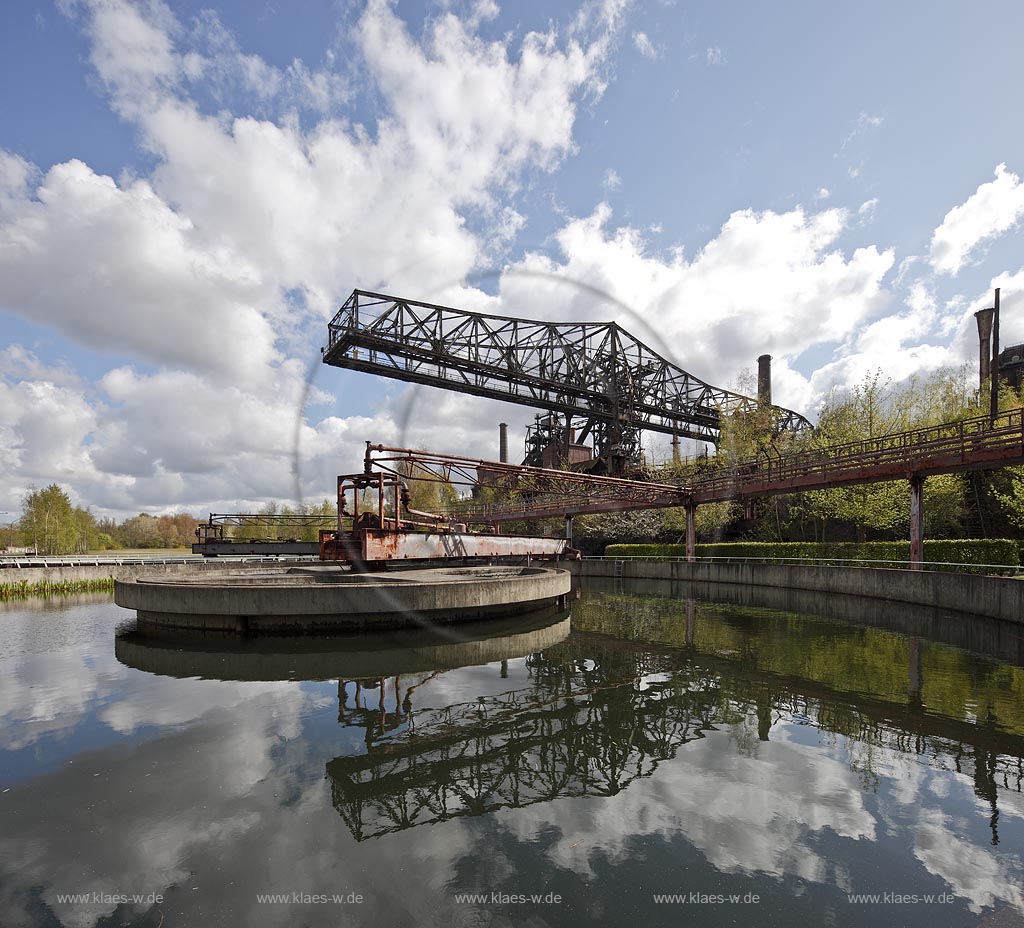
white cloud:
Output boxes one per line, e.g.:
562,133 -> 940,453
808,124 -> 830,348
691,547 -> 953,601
815,187 -> 831,201
858,196 -> 879,222
632,30 -> 658,60
706,45 -> 726,66
4,1 -> 1023,516
182,9 -> 349,113
491,202 -> 895,412
929,163 -> 1024,275
602,167 -> 621,190
0,0 -> 622,517
0,158 -> 278,379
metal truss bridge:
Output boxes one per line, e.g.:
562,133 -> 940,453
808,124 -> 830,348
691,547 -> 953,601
323,289 -> 811,470
192,512 -> 336,556
195,512 -> 336,544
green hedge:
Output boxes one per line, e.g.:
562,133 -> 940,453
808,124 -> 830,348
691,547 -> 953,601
602,540 -> 1020,574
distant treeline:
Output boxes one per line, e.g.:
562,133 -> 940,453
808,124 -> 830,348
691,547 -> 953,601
2,485 -> 202,554
1,486 -> 337,555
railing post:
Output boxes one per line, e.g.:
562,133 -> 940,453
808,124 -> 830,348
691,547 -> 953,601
909,474 -> 925,570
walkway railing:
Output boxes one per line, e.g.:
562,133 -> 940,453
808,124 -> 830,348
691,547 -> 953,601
0,555 -> 319,569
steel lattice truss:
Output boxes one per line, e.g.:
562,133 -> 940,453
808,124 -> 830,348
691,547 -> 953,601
361,405 -> 1024,523
204,513 -> 337,528
196,512 -> 338,543
323,290 -> 811,463
363,443 -> 688,519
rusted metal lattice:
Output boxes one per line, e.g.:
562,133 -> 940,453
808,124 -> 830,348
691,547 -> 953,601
323,290 -> 811,471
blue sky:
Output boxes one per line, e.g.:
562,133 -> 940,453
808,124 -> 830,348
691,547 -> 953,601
2,0 -> 1024,517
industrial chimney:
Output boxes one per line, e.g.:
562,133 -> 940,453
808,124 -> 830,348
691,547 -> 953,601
975,307 -> 995,388
499,422 -> 508,463
757,354 -> 772,406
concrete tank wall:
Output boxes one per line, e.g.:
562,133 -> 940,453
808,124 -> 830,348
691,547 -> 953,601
115,566 -> 572,632
0,559 -> 307,589
571,559 -> 1024,626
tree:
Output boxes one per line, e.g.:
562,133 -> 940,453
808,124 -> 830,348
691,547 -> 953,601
18,485 -> 80,555
793,370 -> 971,541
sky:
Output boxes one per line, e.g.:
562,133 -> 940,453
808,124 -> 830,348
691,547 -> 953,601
3,0 -> 1024,519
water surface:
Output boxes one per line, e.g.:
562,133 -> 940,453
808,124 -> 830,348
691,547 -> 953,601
1,581 -> 1023,927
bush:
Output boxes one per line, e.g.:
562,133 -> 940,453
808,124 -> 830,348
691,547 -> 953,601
602,539 -> 1020,574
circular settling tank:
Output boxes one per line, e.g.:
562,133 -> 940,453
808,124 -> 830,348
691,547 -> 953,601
113,564 -> 572,633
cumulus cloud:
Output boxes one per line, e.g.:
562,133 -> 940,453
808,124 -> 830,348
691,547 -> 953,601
929,163 -> 1024,275
0,158 -> 278,379
491,202 -> 895,411
0,0 -> 621,517
3,1 -> 1023,517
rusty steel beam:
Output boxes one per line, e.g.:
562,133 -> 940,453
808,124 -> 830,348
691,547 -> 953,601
364,442 -> 688,515
361,530 -> 567,561
689,407 -> 1024,504
356,406 -> 1024,524
319,464 -> 578,565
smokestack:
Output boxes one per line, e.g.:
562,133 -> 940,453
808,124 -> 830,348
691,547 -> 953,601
975,307 -> 994,388
499,422 -> 508,463
990,287 -> 1001,422
757,354 -> 772,406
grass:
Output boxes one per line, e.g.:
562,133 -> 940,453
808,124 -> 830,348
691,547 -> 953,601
0,578 -> 115,600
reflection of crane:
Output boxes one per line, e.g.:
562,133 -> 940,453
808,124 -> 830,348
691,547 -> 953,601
322,290 -> 811,473
328,641 -> 718,841
326,596 -> 1024,845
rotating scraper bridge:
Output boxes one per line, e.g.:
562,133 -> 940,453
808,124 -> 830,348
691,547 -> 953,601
196,288 -> 1024,568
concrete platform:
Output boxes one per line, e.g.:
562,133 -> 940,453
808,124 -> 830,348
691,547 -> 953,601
114,564 -> 572,633
114,608 -> 571,680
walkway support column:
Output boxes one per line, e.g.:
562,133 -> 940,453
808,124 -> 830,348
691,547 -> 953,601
685,501 -> 697,563
909,475 -> 925,570
565,514 -> 573,546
